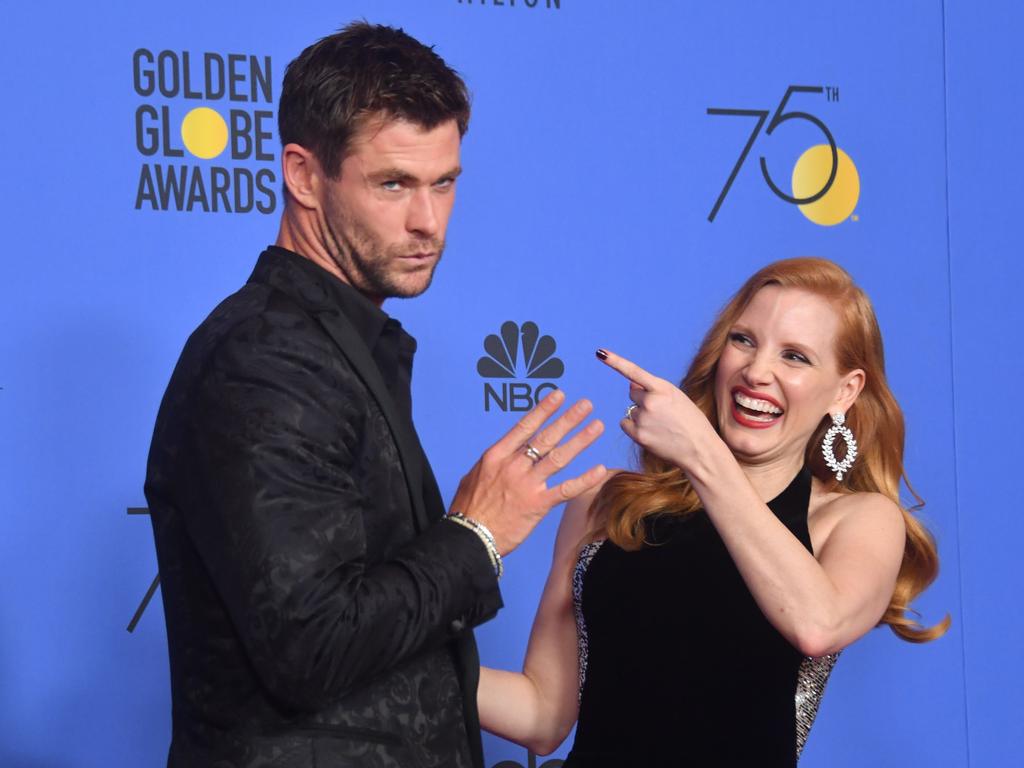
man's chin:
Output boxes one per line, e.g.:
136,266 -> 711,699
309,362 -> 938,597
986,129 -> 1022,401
381,270 -> 436,300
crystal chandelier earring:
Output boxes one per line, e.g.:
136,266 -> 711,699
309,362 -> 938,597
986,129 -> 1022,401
822,411 -> 858,482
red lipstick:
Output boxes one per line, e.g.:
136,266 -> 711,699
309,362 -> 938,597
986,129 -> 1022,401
729,387 -> 783,430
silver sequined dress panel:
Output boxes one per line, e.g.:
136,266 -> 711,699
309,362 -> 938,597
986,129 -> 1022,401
572,539 -> 605,702
795,652 -> 840,757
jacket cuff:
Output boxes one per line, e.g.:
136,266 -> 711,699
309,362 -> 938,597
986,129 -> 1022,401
424,520 -> 504,633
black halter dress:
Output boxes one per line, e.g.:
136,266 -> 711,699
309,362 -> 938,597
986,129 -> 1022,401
565,468 -> 837,767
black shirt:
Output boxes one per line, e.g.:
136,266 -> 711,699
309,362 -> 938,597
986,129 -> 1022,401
265,246 -> 417,427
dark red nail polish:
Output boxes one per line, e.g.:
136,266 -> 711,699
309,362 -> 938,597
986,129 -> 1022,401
595,349 -> 608,360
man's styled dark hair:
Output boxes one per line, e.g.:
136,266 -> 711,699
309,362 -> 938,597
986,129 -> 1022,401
279,21 -> 471,179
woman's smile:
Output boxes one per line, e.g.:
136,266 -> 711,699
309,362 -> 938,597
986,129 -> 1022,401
731,386 -> 784,429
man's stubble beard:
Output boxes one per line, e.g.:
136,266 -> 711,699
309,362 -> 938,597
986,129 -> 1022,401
328,214 -> 445,301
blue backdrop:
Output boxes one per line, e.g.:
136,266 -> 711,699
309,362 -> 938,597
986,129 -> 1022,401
1,1 -> 1020,766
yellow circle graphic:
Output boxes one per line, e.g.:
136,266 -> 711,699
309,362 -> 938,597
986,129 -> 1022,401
180,107 -> 228,159
791,145 -> 860,226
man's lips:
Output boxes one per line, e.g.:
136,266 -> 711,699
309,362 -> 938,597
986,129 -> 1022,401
394,252 -> 438,269
398,252 -> 437,261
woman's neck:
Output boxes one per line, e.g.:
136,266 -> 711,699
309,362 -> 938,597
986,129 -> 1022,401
737,453 -> 805,502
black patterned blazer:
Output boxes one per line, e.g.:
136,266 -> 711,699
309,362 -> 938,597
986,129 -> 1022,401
145,248 -> 503,768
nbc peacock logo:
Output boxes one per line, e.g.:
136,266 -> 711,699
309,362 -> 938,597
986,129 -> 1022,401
477,321 -> 563,412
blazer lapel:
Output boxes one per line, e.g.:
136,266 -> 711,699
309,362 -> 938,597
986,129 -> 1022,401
248,248 -> 432,533
312,308 -> 432,534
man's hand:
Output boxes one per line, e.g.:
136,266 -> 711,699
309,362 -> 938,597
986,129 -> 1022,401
450,389 -> 606,556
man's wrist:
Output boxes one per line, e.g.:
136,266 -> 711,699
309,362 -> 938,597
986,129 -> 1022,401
445,512 -> 504,580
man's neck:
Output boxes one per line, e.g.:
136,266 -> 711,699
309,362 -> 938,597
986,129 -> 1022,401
274,207 -> 385,309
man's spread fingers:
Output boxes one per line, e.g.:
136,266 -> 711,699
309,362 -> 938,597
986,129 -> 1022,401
527,398 -> 593,456
547,464 -> 608,505
535,419 -> 604,474
493,387 -> 566,455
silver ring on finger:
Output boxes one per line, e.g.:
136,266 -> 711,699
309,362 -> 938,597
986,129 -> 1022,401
523,442 -> 544,464
626,403 -> 639,421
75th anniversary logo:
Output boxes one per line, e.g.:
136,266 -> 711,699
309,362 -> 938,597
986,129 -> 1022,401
707,85 -> 859,226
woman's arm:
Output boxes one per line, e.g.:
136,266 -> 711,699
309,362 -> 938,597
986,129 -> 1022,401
599,350 -> 905,657
477,482 -> 606,755
689,443 -> 905,656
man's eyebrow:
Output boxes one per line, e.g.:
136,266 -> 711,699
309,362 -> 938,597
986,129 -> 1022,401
367,168 -> 418,183
366,166 -> 463,183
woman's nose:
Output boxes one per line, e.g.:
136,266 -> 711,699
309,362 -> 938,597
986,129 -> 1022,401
743,351 -> 775,387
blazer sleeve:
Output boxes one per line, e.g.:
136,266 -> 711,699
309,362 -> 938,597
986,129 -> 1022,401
178,312 -> 503,711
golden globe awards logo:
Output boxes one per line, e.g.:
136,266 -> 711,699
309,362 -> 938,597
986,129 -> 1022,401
132,49 -> 277,214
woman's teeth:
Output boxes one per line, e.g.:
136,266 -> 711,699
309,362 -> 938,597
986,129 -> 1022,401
734,392 -> 783,418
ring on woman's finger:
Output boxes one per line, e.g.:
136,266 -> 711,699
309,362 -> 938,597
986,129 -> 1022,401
523,442 -> 544,464
626,403 -> 639,421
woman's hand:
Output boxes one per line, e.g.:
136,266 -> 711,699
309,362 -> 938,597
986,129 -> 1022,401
596,348 -> 719,471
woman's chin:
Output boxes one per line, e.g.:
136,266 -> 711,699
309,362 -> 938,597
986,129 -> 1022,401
721,427 -> 783,463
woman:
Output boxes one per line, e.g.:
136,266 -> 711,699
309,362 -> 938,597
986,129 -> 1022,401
478,257 -> 948,766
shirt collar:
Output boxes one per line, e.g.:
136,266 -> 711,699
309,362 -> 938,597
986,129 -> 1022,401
261,245 -> 394,352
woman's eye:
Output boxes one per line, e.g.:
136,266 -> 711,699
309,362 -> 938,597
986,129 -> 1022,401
730,332 -> 752,346
784,351 -> 810,364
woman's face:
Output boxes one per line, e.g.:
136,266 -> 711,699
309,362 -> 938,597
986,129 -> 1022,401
713,285 -> 863,467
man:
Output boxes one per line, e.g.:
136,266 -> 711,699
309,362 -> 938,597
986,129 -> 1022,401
144,22 -> 605,768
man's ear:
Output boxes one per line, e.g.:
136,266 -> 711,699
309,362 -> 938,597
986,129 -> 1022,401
281,143 -> 322,210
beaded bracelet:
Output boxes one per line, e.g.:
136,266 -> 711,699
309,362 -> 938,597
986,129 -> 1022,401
445,512 -> 504,580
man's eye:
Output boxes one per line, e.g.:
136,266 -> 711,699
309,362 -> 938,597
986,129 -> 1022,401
434,178 -> 454,190
381,181 -> 402,191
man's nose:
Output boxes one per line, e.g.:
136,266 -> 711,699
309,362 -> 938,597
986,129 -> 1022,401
406,188 -> 439,238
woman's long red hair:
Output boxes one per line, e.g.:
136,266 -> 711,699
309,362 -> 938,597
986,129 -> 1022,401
592,257 -> 949,642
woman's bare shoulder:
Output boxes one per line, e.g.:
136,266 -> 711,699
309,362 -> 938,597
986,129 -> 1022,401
808,481 -> 905,554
